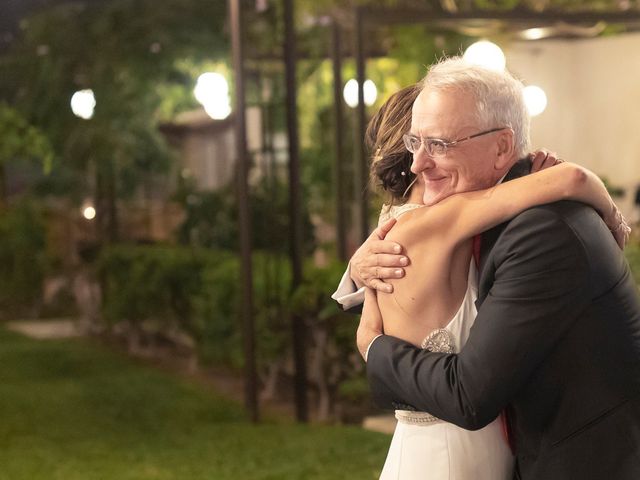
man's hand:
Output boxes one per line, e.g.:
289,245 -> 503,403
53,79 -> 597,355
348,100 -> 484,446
357,288 -> 385,361
529,149 -> 561,172
350,218 -> 408,293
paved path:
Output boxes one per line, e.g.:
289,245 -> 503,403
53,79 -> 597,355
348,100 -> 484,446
362,414 -> 396,434
6,319 -> 83,339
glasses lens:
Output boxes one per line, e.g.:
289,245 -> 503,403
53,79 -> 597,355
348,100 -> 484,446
427,139 -> 447,157
402,134 -> 414,153
403,134 -> 418,153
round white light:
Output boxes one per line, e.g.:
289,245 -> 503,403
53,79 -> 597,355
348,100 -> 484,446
343,79 -> 378,108
203,102 -> 232,121
523,85 -> 547,117
82,206 -> 96,220
194,72 -> 231,120
463,41 -> 506,71
70,89 -> 96,120
521,28 -> 547,41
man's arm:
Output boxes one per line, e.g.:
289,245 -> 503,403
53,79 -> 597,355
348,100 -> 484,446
331,265 -> 366,312
365,204 -> 593,429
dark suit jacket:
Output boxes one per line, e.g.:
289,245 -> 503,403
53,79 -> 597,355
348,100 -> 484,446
366,160 -> 640,479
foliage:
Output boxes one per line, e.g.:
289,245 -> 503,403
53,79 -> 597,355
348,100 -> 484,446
191,254 -> 242,365
0,0 -> 229,239
625,240 -> 640,287
96,243 -> 368,420
0,103 -> 54,173
0,327 -> 391,479
0,200 -> 47,318
175,176 -> 317,255
174,182 -> 238,249
290,257 -> 365,420
385,27 -> 473,82
97,245 -> 293,369
98,245 -> 220,340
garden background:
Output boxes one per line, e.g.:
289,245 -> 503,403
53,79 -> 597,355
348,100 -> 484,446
1,0 -> 639,478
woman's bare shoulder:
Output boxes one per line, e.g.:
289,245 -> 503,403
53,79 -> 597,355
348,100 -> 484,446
384,203 -> 457,248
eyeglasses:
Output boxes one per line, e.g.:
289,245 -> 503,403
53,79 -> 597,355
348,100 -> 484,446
402,127 -> 508,157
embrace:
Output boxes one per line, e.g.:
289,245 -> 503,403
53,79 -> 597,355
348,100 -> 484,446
332,57 -> 640,479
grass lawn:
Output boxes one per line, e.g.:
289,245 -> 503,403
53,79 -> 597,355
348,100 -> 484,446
0,327 -> 390,480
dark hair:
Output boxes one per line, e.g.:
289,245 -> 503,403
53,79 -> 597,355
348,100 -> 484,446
366,84 -> 420,204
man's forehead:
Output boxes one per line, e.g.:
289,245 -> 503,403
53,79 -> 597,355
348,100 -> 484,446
411,88 -> 477,135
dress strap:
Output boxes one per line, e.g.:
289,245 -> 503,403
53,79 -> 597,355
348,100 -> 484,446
378,203 -> 425,225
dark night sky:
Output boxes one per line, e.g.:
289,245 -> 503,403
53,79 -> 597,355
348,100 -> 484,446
0,0 -> 106,39
2,0 -> 63,31
0,0 -> 110,50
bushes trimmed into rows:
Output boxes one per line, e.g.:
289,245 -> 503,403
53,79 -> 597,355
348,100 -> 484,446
97,245 -> 369,421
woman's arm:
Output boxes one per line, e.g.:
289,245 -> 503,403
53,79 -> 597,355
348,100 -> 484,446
404,162 -> 627,248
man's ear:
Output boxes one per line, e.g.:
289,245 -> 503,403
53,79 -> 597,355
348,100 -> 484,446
495,129 -> 515,170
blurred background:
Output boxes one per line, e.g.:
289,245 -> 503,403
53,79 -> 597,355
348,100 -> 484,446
1,0 -> 639,478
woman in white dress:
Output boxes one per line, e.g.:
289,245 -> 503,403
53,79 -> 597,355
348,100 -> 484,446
364,85 -> 629,480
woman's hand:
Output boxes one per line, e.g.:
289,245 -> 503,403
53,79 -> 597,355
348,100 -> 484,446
604,206 -> 632,249
529,149 -> 562,172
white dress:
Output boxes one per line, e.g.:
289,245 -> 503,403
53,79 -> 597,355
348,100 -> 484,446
378,204 -> 514,480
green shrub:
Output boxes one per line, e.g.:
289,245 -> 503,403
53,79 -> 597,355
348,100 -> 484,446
97,243 -> 368,420
0,200 -> 47,318
98,245 -> 223,340
98,245 -> 294,369
175,178 -> 316,255
191,254 -> 241,366
625,241 -> 640,286
291,258 -> 365,420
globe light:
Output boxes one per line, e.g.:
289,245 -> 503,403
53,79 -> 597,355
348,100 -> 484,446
204,102 -> 232,121
343,79 -> 378,108
82,206 -> 96,220
523,85 -> 547,117
194,72 -> 231,120
521,28 -> 548,41
70,89 -> 96,120
463,41 -> 506,71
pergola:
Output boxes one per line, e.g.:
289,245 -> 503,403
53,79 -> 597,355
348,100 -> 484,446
228,0 -> 640,423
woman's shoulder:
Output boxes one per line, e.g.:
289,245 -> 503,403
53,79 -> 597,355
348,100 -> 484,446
378,203 -> 424,225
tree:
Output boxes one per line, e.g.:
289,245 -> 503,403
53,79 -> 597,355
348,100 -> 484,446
0,103 -> 54,207
0,0 -> 228,241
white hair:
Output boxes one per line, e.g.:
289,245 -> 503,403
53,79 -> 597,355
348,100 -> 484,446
421,57 -> 531,158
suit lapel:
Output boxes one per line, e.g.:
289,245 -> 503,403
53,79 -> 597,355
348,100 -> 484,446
476,158 -> 532,307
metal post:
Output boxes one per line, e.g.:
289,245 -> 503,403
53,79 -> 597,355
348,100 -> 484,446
354,7 -> 369,243
331,20 -> 347,262
283,0 -> 308,422
229,0 -> 259,423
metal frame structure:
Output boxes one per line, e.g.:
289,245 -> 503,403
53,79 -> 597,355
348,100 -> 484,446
229,0 -> 258,423
352,6 -> 640,242
283,0 -> 309,423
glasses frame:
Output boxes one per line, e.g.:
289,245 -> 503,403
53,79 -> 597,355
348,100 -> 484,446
403,127 -> 508,157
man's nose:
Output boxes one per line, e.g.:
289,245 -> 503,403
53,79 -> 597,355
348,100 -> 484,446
410,148 -> 436,174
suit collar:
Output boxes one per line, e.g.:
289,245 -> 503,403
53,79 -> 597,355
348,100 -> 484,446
503,157 -> 532,183
478,158 -> 532,273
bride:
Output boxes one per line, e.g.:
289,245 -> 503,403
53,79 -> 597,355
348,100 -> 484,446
357,84 -> 629,480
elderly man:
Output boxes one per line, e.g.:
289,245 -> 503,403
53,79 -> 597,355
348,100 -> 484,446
334,58 -> 640,479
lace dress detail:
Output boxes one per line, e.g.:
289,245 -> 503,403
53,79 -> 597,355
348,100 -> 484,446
421,328 -> 455,353
378,203 -> 424,225
395,329 -> 458,426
